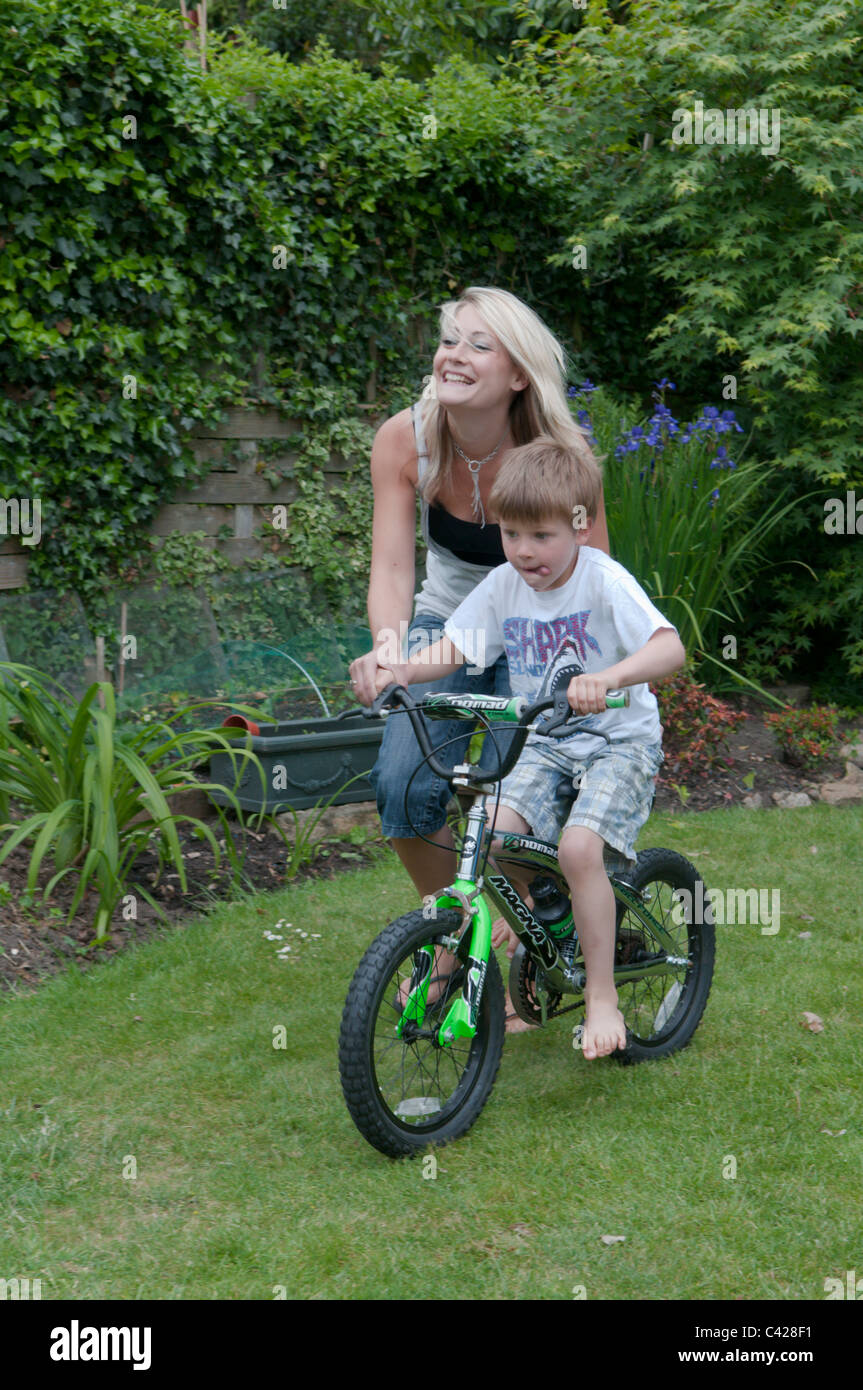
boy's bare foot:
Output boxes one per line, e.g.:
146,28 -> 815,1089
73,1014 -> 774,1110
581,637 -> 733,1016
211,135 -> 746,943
582,996 -> 627,1059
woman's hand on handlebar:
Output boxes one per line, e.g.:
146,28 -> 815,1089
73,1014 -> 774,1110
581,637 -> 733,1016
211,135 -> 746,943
372,663 -> 410,698
349,649 -> 412,707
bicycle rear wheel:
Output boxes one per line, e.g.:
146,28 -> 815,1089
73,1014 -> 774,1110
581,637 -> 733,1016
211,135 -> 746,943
339,909 -> 505,1157
612,848 -> 714,1063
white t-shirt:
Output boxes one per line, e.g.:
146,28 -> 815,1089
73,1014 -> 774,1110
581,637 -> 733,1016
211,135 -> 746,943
444,546 -> 676,754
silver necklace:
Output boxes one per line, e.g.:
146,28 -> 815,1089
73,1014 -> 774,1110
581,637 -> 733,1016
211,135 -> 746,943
451,428 -> 508,527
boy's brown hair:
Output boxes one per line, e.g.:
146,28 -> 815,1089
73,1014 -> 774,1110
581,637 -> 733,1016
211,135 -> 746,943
488,434 -> 603,529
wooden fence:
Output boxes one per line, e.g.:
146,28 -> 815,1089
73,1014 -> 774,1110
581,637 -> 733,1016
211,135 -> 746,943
0,407 -> 377,588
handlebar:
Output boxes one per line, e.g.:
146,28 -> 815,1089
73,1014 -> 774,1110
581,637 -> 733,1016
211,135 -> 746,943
361,683 -> 631,788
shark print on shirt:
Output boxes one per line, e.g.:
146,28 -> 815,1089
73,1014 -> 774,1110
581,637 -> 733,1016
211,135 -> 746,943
502,611 -> 602,681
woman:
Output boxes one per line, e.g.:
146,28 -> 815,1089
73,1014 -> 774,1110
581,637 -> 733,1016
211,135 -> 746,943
350,285 -> 609,905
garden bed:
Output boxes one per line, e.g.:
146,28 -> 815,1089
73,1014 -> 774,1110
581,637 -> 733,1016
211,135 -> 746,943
0,697 -> 858,997
0,815 -> 389,996
653,696 -> 855,812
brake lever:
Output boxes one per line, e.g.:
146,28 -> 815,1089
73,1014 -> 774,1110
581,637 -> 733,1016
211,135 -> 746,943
360,682 -> 405,719
536,687 -> 579,737
536,687 -> 611,743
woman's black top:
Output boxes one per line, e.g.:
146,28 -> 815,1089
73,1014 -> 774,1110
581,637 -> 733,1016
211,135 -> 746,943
428,503 -> 507,567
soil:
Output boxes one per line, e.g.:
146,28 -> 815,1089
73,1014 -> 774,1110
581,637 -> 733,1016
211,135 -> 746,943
652,694 -> 858,813
0,820 -> 389,998
1,697 -> 859,997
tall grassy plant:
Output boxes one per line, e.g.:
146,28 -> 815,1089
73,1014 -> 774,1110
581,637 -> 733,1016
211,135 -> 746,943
0,664 -> 262,942
572,383 -> 811,672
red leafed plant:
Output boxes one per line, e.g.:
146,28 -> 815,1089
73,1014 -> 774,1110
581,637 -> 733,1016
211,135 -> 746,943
651,669 -> 747,782
765,704 -> 845,768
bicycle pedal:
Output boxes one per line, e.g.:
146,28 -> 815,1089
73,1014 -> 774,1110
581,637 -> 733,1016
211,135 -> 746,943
571,1023 -> 632,1054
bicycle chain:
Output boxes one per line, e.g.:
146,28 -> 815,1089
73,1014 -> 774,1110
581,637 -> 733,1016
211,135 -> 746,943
514,953 -> 584,1025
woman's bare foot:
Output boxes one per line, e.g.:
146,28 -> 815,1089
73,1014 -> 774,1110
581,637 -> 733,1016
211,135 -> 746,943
492,918 -> 537,1033
582,995 -> 627,1059
504,989 -> 537,1034
396,924 -> 539,1033
395,950 -> 458,1009
491,915 -> 520,956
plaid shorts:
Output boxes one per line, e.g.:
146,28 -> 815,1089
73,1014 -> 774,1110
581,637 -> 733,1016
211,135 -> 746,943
497,737 -> 664,873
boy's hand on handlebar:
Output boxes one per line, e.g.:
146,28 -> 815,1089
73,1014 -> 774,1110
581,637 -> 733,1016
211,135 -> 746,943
567,672 -> 614,715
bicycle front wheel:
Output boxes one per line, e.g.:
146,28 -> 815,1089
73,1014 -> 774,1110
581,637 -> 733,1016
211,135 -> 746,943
339,908 -> 505,1158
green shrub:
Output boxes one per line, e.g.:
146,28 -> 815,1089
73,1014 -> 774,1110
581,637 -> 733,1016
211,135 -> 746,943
571,381 -> 801,663
0,662 -> 260,940
518,0 -> 863,687
0,2 -> 584,608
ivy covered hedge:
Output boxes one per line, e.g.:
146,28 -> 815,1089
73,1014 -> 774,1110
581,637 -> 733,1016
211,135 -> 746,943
0,0 -> 592,610
2,0 -> 862,694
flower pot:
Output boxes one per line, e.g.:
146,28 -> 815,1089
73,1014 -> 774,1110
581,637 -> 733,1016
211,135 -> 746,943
208,712 -> 383,813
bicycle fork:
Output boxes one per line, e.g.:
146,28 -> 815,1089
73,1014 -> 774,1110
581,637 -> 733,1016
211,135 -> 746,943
395,794 -> 493,1047
397,793 -> 573,1047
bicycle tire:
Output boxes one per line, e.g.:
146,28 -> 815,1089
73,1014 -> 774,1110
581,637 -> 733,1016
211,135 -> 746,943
612,847 -> 714,1064
339,908 -> 505,1157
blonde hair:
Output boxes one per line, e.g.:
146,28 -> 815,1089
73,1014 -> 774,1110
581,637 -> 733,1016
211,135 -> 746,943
418,286 -> 601,504
489,436 -> 603,528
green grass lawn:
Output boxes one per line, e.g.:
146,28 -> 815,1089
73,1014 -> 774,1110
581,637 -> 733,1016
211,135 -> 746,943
1,804 -> 860,1301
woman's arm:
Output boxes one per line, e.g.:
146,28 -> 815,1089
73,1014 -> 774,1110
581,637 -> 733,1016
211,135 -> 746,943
350,412 -> 419,703
372,635 -> 466,697
367,412 -> 419,640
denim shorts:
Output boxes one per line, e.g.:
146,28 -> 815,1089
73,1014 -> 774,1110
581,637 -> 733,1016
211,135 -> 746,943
368,613 -> 517,838
497,737 -> 664,873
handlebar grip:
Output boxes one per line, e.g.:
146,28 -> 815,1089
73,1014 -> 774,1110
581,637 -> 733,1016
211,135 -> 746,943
605,689 -> 630,708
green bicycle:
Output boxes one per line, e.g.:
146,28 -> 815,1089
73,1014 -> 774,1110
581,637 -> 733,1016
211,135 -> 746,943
339,684 -> 714,1158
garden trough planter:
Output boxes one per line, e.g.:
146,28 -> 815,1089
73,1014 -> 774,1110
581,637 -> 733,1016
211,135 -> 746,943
208,713 -> 384,813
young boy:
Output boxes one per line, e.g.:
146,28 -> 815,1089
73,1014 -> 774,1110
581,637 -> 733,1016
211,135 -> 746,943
371,435 -> 686,1060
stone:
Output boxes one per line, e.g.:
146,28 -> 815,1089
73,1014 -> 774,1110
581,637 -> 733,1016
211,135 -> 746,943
771,791 -> 812,808
764,683 -> 811,707
742,792 -> 764,809
274,800 -> 381,839
128,781 -> 219,826
167,787 -> 219,819
820,762 -> 863,804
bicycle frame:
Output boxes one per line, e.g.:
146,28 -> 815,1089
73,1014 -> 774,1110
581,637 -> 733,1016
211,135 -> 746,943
397,744 -> 684,1050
